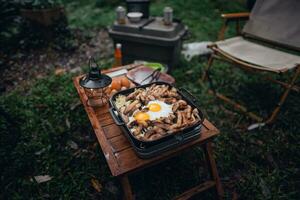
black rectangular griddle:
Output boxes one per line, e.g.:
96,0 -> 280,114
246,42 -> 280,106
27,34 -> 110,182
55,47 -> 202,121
109,81 -> 204,158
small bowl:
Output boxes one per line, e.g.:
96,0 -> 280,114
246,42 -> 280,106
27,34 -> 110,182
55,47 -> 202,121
127,12 -> 143,23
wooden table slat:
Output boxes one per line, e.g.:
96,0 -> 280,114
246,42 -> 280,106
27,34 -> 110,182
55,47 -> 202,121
174,180 -> 216,200
109,134 -> 131,153
102,124 -> 123,139
99,117 -> 115,127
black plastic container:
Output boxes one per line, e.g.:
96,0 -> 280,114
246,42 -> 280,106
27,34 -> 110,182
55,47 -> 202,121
126,0 -> 150,18
109,82 -> 204,158
108,17 -> 188,71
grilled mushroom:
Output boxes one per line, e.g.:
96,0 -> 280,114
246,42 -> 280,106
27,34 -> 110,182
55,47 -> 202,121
172,100 -> 187,112
132,126 -> 142,136
192,108 -> 200,119
144,128 -> 156,139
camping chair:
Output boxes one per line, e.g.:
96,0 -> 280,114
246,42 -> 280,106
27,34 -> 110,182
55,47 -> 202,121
202,0 -> 300,127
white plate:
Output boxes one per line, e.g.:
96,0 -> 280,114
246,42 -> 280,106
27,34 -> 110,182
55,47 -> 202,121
127,12 -> 143,23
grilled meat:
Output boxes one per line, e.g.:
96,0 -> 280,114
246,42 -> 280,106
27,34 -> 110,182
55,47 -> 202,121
115,84 -> 202,141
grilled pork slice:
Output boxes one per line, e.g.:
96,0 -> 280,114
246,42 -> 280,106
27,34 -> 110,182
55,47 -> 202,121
123,100 -> 140,115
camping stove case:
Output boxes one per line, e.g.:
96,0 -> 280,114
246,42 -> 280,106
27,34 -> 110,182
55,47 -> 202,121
108,17 -> 188,71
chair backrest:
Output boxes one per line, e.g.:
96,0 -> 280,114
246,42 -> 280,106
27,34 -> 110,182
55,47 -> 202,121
243,0 -> 300,51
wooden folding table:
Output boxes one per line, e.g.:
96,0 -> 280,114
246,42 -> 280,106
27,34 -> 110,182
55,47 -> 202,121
73,66 -> 224,200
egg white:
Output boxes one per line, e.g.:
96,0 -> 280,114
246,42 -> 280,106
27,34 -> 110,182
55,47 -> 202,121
128,100 -> 173,123
146,100 -> 173,120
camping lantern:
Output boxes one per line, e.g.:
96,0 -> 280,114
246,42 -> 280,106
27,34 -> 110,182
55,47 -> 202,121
79,58 -> 112,107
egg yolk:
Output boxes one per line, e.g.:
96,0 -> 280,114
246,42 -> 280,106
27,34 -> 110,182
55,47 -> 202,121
134,112 -> 150,122
148,103 -> 161,112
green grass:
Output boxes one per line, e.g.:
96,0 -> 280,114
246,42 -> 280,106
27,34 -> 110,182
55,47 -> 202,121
1,0 -> 300,199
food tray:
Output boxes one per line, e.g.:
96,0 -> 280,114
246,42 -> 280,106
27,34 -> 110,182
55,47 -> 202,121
109,82 -> 204,146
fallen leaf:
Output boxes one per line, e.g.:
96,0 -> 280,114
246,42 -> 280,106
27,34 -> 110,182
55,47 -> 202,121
106,181 -> 119,195
73,149 -> 82,157
89,152 -> 96,160
260,178 -> 271,198
54,68 -> 66,76
70,67 -> 82,74
232,190 -> 239,200
65,117 -> 71,129
67,140 -> 78,150
34,104 -> 48,109
185,69 -> 194,75
92,142 -> 98,150
70,100 -> 81,110
247,122 -> 266,130
266,153 -> 277,167
32,175 -> 52,183
91,178 -> 102,193
35,148 -> 46,155
256,140 -> 264,146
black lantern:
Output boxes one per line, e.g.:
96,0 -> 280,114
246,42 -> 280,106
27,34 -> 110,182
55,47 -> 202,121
80,58 -> 112,107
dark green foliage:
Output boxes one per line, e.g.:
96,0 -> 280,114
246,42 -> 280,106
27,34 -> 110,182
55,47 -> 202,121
18,14 -> 75,51
20,0 -> 63,9
0,0 -> 22,53
0,0 -> 73,54
95,0 -> 122,7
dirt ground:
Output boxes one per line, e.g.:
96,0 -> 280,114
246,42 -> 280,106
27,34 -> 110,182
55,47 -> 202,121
0,29 -> 113,93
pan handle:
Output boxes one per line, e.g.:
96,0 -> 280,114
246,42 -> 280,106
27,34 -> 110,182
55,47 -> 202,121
179,87 -> 205,122
179,87 -> 197,103
109,107 -> 125,126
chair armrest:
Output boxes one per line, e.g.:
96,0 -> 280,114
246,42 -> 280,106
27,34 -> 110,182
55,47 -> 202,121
221,12 -> 250,20
218,12 -> 250,40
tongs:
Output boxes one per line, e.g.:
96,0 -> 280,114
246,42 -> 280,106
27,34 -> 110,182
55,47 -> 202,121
138,17 -> 155,30
140,69 -> 161,84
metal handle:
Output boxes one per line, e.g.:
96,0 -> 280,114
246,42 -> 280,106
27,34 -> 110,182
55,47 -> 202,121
179,87 -> 197,103
109,107 -> 125,126
89,57 -> 101,75
179,87 -> 205,124
139,17 -> 155,30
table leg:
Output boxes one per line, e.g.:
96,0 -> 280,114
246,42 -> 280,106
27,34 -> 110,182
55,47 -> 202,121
203,142 -> 224,200
119,175 -> 134,200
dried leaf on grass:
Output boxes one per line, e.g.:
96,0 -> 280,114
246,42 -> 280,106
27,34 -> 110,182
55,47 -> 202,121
35,147 -> 46,155
70,67 -> 82,74
70,100 -> 82,111
266,153 -> 277,168
32,175 -> 52,184
105,181 -> 119,195
91,178 -> 102,193
232,191 -> 239,200
260,178 -> 271,198
65,117 -> 71,129
54,68 -> 66,76
91,142 -> 98,150
67,140 -> 79,150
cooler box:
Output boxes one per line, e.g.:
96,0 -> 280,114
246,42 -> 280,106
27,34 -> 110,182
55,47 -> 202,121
108,17 -> 188,71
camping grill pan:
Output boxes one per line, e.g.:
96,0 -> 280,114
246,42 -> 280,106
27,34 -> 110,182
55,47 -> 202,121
121,123 -> 201,158
109,81 -> 204,146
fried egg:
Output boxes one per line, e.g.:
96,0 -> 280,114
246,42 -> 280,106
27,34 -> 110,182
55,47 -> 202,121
129,100 -> 173,123
146,100 -> 173,120
133,112 -> 150,122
